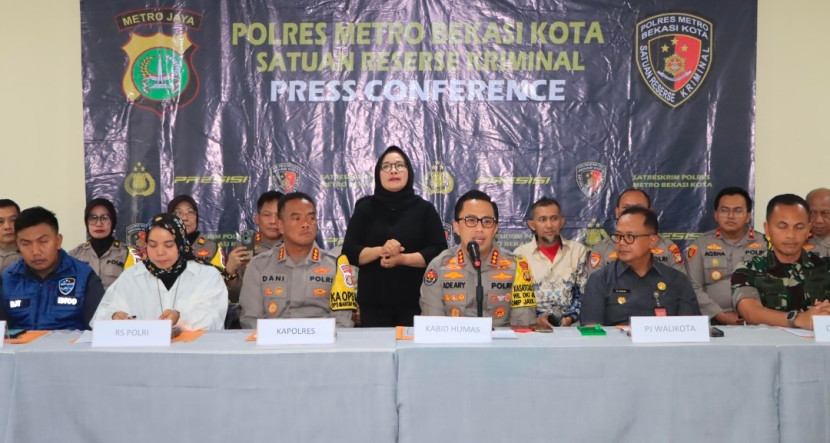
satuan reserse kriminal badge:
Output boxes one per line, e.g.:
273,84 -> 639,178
115,8 -> 203,116
635,12 -> 712,108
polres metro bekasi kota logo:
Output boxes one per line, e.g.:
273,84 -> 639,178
115,8 -> 203,115
635,12 -> 713,108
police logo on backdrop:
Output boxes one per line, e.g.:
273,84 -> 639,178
271,162 -> 304,193
124,162 -> 156,197
58,278 -> 76,296
635,12 -> 713,108
575,162 -> 608,198
425,162 -> 454,195
116,8 -> 203,116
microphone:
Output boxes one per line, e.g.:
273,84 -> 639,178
467,241 -> 481,269
468,240 -> 484,317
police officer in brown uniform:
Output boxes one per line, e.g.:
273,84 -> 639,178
588,189 -> 686,275
684,187 -> 766,325
239,193 -> 357,328
226,190 -> 284,303
0,200 -> 21,272
420,190 -> 536,327
69,198 -> 128,289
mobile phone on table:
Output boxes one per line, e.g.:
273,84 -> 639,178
709,326 -> 724,338
6,328 -> 26,339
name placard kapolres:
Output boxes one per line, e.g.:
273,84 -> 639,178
256,318 -> 336,345
630,316 -> 710,343
92,320 -> 172,347
413,316 -> 492,344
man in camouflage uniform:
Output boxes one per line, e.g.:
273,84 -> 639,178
588,189 -> 685,275
685,187 -> 766,325
420,190 -> 536,327
733,194 -> 830,329
0,200 -> 21,272
805,188 -> 830,257
240,193 -> 357,328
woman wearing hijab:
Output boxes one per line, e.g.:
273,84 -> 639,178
343,146 -> 447,327
69,198 -> 128,289
93,214 -> 228,330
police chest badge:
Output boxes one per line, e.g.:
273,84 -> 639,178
58,278 -> 76,296
635,12 -> 713,108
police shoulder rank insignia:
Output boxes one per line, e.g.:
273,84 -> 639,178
424,269 -> 437,286
58,278 -> 76,296
635,12 -> 713,108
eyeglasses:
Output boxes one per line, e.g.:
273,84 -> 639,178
610,233 -> 653,244
810,210 -> 830,220
457,216 -> 497,228
174,210 -> 197,218
87,214 -> 111,224
717,207 -> 746,216
380,162 -> 406,173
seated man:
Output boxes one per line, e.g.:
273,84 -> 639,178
239,193 -> 357,328
588,189 -> 685,275
514,197 -> 588,328
420,190 -> 536,327
581,207 -> 700,326
226,190 -> 284,304
805,188 -> 830,257
0,199 -> 21,272
733,194 -> 830,329
685,187 -> 766,325
0,207 -> 104,330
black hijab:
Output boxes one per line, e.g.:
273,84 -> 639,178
143,213 -> 194,289
85,198 -> 117,258
372,146 -> 419,210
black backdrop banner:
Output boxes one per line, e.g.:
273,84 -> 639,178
81,0 -> 756,252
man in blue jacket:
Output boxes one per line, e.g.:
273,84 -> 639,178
0,206 -> 104,330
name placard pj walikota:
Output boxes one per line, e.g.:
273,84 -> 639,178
413,315 -> 492,344
813,315 -> 830,342
92,320 -> 172,347
256,318 -> 336,345
630,316 -> 710,343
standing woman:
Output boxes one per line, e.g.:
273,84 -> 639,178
343,146 -> 447,326
69,198 -> 128,289
93,214 -> 228,330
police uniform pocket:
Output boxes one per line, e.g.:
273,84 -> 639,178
703,262 -> 728,285
262,296 -> 284,318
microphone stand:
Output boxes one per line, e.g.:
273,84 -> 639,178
475,265 -> 483,318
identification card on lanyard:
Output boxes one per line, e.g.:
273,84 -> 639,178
653,290 -> 667,316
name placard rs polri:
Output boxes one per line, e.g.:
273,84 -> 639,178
256,318 -> 336,345
413,315 -> 492,344
629,316 -> 710,343
92,320 -> 172,347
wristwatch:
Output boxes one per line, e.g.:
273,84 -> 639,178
786,310 -> 799,328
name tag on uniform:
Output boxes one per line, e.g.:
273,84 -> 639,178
256,318 -> 335,345
813,316 -> 830,342
92,320 -> 172,347
629,316 -> 709,343
413,316 -> 492,344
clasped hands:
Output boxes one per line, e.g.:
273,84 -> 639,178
379,239 -> 405,268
